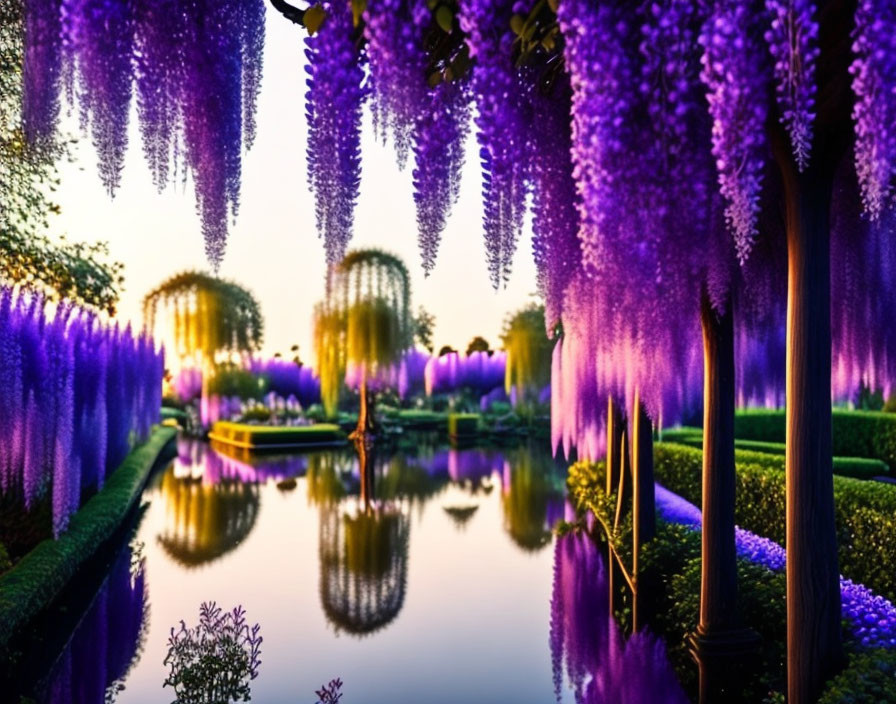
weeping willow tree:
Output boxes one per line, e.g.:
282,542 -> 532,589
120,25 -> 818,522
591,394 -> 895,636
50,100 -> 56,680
143,271 -> 264,367
313,249 -> 413,436
501,305 -> 552,412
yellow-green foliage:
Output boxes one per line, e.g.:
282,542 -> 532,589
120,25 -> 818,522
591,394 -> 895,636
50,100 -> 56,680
502,305 -> 552,402
313,249 -> 413,416
314,305 -> 347,417
143,271 -> 263,365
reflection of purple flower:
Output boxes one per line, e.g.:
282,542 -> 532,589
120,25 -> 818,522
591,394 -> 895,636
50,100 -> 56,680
551,531 -> 689,703
42,544 -> 148,702
656,482 -> 896,650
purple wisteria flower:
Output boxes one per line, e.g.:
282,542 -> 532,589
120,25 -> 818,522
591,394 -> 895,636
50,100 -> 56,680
0,287 -> 163,536
655,482 -> 896,650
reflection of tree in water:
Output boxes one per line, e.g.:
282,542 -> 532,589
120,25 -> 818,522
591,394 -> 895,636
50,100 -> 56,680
306,451 -> 354,506
500,447 -> 566,552
550,531 -> 688,704
157,468 -> 259,568
37,544 -> 148,703
319,505 -> 410,636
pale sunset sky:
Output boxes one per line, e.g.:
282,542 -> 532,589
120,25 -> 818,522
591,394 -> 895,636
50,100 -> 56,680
50,9 -> 540,365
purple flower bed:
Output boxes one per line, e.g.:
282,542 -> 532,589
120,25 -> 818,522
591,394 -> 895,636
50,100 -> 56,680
655,482 -> 896,649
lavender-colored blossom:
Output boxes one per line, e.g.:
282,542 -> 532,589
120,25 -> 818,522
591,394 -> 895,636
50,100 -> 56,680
551,531 -> 689,703
413,80 -> 471,273
529,78 -> 580,331
764,0 -> 819,170
698,1 -> 772,261
364,0 -> 428,168
304,0 -> 367,264
22,0 -> 62,145
424,350 -> 506,397
459,0 -> 531,287
656,482 -> 896,650
0,287 -> 164,533
850,0 -> 896,219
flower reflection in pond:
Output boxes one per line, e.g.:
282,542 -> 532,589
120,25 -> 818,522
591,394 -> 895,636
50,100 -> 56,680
550,531 -> 688,704
37,543 -> 148,703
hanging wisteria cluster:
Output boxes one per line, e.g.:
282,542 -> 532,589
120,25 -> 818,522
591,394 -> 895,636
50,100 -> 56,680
304,0 -> 366,265
764,0 -> 820,171
459,0 -> 531,287
851,0 -> 896,219
22,0 -> 265,268
0,287 -> 163,536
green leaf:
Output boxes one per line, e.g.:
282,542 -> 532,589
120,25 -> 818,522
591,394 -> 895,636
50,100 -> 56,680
435,5 -> 453,33
547,0 -> 559,12
304,4 -> 327,35
427,70 -> 442,88
510,14 -> 524,35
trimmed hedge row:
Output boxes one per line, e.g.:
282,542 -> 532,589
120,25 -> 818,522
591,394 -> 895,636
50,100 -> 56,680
654,442 -> 896,602
735,409 -> 896,470
660,430 -> 889,480
0,426 -> 176,650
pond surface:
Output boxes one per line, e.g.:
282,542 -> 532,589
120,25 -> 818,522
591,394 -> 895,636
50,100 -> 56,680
27,434 -> 687,704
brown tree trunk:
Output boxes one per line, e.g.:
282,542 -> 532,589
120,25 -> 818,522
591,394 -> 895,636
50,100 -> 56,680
698,290 -> 738,634
606,395 -> 624,494
354,367 -> 376,438
783,161 -> 842,704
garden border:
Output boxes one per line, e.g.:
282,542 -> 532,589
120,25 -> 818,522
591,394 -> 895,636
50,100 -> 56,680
0,425 -> 176,651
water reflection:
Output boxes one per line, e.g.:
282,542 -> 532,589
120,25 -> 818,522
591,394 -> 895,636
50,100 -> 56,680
36,544 -> 147,704
157,469 -> 260,568
319,506 -> 410,636
157,437 -> 567,639
550,531 -> 688,704
501,449 -> 566,552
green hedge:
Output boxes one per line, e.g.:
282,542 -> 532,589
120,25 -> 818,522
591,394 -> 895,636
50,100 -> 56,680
655,442 -> 896,602
661,431 -> 889,480
0,426 -> 176,650
395,409 -> 446,429
817,650 -> 896,703
735,409 -> 896,470
209,421 -> 346,448
448,413 -> 479,436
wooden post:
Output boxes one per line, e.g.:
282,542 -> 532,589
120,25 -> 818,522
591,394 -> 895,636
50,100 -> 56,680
698,291 -> 738,634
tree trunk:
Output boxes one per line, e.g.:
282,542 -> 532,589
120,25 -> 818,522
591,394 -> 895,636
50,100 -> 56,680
631,393 -> 655,632
606,395 -> 624,494
698,290 -> 738,635
354,367 -> 376,438
783,161 -> 842,704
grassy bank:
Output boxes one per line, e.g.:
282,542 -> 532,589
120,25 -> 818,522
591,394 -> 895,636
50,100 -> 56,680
0,426 -> 176,651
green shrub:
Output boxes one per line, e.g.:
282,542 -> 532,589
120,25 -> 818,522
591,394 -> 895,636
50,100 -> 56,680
637,522 -> 785,701
0,544 -> 10,574
660,431 -> 889,479
396,409 -> 445,429
448,413 -> 479,436
817,649 -> 896,703
655,442 -> 896,601
735,409 -> 896,470
0,427 -> 176,650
